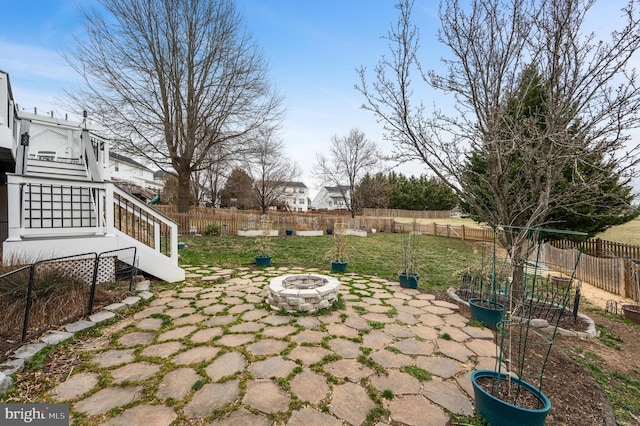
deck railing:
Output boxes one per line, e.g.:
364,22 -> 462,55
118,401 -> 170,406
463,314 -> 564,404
5,174 -> 178,263
112,184 -> 176,258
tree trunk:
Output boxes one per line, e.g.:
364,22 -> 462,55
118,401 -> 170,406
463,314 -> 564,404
509,239 -> 526,306
177,173 -> 191,213
177,172 -> 191,233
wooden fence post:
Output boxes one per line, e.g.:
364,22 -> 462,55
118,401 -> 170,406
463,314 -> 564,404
624,258 -> 632,300
619,257 -> 627,298
461,224 -> 465,241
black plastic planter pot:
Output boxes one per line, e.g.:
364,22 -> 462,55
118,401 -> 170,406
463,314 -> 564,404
331,261 -> 347,272
471,370 -> 551,426
255,255 -> 271,267
469,298 -> 504,330
398,272 -> 419,289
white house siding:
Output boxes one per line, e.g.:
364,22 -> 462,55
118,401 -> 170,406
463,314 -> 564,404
280,182 -> 309,212
311,186 -> 350,210
110,154 -> 163,193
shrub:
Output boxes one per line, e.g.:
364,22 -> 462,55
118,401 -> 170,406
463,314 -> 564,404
203,223 -> 220,236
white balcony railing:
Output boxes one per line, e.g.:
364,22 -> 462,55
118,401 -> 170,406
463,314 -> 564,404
6,173 -> 179,265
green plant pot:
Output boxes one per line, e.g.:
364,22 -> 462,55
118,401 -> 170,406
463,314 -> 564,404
331,261 -> 347,272
469,298 -> 504,330
471,370 -> 551,426
398,272 -> 419,289
255,255 -> 271,267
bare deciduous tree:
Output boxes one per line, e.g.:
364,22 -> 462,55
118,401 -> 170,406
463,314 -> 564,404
250,129 -> 301,214
357,0 -> 640,245
314,128 -> 380,218
194,140 -> 248,207
67,0 -> 283,213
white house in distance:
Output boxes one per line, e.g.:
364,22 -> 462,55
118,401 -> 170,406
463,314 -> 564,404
109,152 -> 163,201
312,185 -> 350,210
278,181 -> 309,212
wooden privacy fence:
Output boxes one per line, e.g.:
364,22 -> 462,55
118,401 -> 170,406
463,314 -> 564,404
152,205 -> 492,241
541,243 -> 640,302
552,238 -> 640,262
153,206 -> 357,235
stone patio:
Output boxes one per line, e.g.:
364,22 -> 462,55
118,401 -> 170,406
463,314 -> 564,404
6,266 -> 498,425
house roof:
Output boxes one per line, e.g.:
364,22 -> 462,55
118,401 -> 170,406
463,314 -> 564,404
154,170 -> 168,179
284,181 -> 307,188
110,152 -> 153,172
324,185 -> 349,194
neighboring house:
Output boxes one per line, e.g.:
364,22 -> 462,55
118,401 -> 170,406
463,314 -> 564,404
278,181 -> 309,212
312,186 -> 350,210
0,69 -> 183,282
153,169 -> 168,187
109,152 -> 163,201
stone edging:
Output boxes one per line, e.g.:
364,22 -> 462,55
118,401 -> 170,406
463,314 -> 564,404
446,287 -> 597,339
295,230 -> 324,237
237,230 -> 279,237
0,280 -> 154,396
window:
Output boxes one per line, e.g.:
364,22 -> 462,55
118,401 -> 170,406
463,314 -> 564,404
114,163 -> 119,172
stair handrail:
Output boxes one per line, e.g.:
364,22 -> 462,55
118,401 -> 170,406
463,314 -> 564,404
81,129 -> 104,182
110,182 -> 179,264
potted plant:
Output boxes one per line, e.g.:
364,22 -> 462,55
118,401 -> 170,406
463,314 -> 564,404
255,216 -> 273,267
398,224 -> 419,288
468,270 -> 505,330
328,222 -> 348,272
468,296 -> 505,330
470,225 -> 586,426
465,242 -> 506,330
471,369 -> 551,426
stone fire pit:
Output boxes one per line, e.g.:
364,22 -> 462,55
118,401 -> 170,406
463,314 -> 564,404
267,274 -> 341,313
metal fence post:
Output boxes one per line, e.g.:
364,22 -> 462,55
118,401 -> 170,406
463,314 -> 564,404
21,265 -> 35,342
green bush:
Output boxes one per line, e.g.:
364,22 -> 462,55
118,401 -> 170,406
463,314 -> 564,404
203,223 -> 220,236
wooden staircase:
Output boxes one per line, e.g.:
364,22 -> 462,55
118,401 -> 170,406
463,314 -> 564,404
26,157 -> 88,179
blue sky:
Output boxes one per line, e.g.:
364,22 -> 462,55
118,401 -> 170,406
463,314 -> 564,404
0,0 -> 636,197
0,0 -> 444,194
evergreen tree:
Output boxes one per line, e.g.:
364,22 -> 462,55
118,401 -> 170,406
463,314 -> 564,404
219,168 -> 256,210
461,66 -> 638,237
354,172 -> 392,209
388,172 -> 457,211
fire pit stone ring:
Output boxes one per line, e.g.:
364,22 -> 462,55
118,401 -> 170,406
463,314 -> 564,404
267,273 -> 341,313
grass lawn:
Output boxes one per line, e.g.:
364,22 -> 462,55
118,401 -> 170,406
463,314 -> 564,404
597,218 -> 640,245
178,232 -> 482,292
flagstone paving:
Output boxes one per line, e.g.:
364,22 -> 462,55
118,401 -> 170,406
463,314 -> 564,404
39,266 -> 498,425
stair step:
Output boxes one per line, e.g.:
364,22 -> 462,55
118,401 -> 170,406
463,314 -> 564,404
28,169 -> 89,178
27,158 -> 89,179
